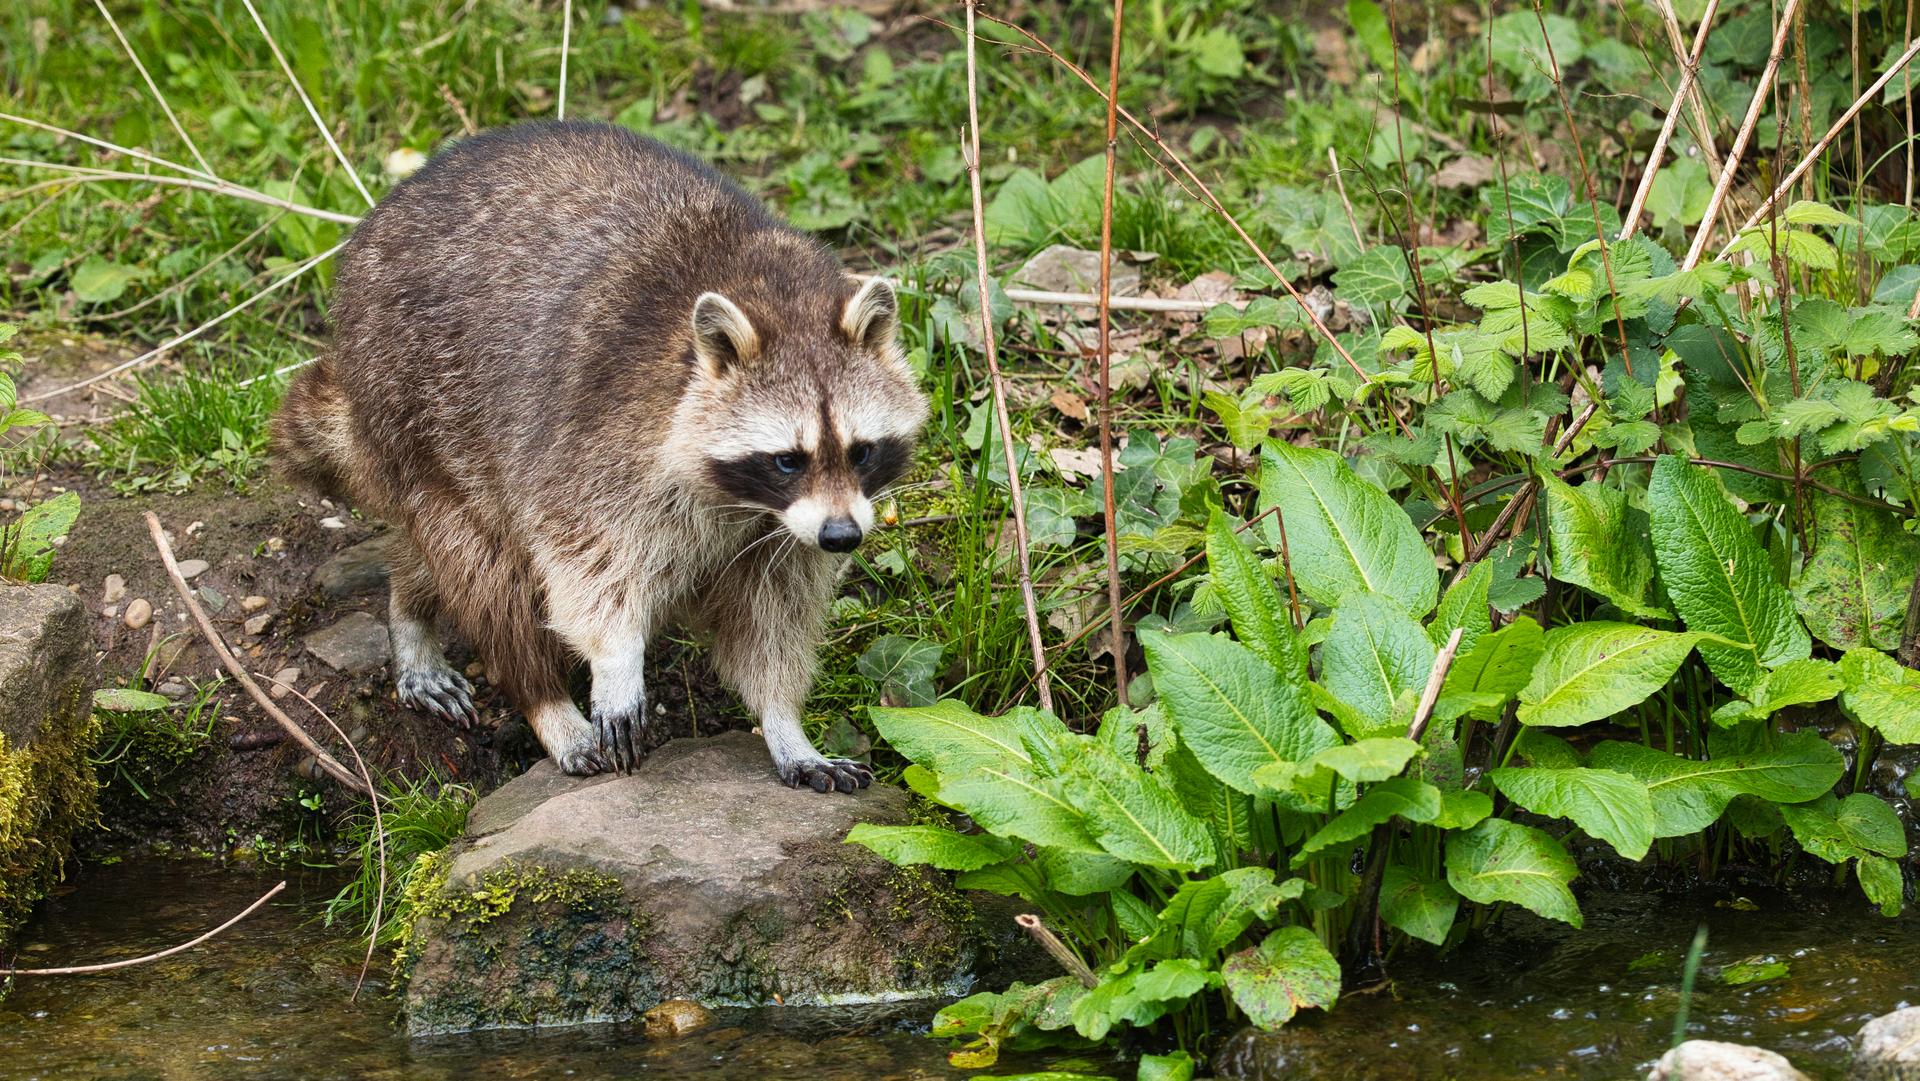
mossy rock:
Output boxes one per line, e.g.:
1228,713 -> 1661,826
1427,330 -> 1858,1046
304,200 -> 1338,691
0,584 -> 100,948
398,731 -> 992,1035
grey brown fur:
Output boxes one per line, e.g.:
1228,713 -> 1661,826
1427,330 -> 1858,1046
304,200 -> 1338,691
275,120 -> 927,789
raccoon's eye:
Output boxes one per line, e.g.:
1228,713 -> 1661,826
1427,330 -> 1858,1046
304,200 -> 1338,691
849,442 -> 874,468
773,452 -> 805,474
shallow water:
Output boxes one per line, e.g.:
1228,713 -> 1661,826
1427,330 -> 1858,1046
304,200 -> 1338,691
1,859 -> 1914,1080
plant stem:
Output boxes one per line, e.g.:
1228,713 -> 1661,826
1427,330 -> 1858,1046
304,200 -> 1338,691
961,0 -> 1053,713
1683,0 -> 1802,269
1093,0 -> 1131,725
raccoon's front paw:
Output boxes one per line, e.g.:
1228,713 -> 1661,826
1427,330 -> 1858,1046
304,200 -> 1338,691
779,757 -> 873,794
590,705 -> 643,774
396,667 -> 478,729
556,742 -> 614,776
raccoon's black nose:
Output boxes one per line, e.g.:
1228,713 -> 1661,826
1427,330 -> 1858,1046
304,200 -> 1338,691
818,517 -> 863,553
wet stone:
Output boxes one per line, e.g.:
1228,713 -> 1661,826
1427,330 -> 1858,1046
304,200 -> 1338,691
1853,1007 -> 1920,1081
316,535 -> 390,598
643,1000 -> 713,1040
304,613 -> 389,675
1649,1041 -> 1811,1081
401,731 -> 989,1036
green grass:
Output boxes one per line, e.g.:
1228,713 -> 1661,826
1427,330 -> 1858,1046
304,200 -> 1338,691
81,347 -> 287,493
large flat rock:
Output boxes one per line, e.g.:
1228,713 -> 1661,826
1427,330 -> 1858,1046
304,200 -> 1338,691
401,731 -> 999,1035
0,583 -> 98,945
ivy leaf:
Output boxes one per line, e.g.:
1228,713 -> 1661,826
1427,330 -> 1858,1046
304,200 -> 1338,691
1335,245 -> 1414,310
1256,441 -> 1439,617
1379,862 -> 1460,945
1588,731 -> 1846,838
1445,818 -> 1583,927
1517,623 -> 1702,728
1486,766 -> 1656,860
1648,456 -> 1811,691
1221,927 -> 1342,1029
856,635 -> 947,707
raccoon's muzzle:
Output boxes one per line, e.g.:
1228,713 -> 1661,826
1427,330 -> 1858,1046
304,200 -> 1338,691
817,517 -> 862,553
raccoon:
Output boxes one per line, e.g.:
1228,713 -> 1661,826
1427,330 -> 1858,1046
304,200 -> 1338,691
274,120 -> 928,791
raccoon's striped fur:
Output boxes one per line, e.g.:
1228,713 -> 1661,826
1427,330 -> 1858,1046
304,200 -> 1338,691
275,120 -> 927,789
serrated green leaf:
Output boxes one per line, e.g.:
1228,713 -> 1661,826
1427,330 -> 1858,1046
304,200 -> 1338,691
1792,483 -> 1920,653
1063,743 -> 1215,871
1445,818 -> 1582,927
1783,199 -> 1860,228
1256,441 -> 1438,617
1649,456 -> 1811,690
844,823 -> 1019,870
1779,792 -> 1908,863
1540,472 -> 1668,618
1487,766 -> 1655,860
1318,591 -> 1436,737
1379,862 -> 1459,945
1143,630 -> 1338,795
1517,622 -> 1701,728
1838,648 -> 1920,743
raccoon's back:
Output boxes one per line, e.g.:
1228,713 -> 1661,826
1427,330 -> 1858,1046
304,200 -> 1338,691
326,122 -> 772,460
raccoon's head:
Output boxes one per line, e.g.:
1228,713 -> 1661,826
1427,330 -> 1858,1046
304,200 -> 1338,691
688,277 -> 928,553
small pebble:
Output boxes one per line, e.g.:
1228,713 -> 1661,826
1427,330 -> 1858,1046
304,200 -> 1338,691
244,613 -> 275,636
123,598 -> 153,630
642,1000 -> 712,1041
175,558 -> 210,580
186,520 -> 205,536
268,667 -> 301,699
198,586 -> 228,612
102,574 -> 127,604
102,605 -> 119,619
240,595 -> 270,613
464,661 -> 486,679
318,516 -> 346,530
0,498 -> 14,512
156,681 -> 188,699
265,536 -> 286,553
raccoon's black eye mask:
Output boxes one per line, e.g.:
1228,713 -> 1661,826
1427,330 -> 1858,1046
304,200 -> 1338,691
706,436 -> 913,507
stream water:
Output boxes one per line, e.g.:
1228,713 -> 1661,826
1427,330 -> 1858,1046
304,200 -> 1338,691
0,858 -> 1913,1080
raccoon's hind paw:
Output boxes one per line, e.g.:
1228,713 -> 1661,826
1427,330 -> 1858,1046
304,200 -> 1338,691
780,758 -> 873,795
396,667 -> 479,729
590,705 -> 643,775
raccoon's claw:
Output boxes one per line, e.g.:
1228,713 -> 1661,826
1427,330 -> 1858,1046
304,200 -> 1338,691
557,744 -> 613,776
591,706 -> 642,774
782,758 -> 873,794
397,668 -> 479,729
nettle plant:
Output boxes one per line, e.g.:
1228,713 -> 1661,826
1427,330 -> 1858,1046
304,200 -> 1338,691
849,194 -> 1920,1064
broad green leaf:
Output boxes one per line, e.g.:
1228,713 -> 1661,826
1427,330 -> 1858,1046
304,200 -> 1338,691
1438,615 -> 1544,722
855,635 -> 946,706
844,824 -> 1018,870
1517,623 -> 1701,728
1317,591 -> 1436,736
1062,744 -> 1215,871
1779,793 -> 1908,863
1649,456 -> 1811,690
1709,658 -> 1842,727
1296,777 -> 1442,861
1446,818 -> 1582,927
1433,788 -> 1494,829
1791,485 -> 1920,653
1486,766 -> 1655,860
2,492 -> 80,583
1858,855 -> 1905,917
1838,648 -> 1920,743
91,687 -> 171,713
1143,630 -> 1338,795
1379,862 -> 1459,945
1783,199 -> 1860,228
1221,926 -> 1341,1029
1206,510 -> 1302,676
1071,959 -> 1215,1041
1335,245 -> 1413,309
1257,441 -> 1438,617
869,699 -> 1045,773
1720,959 -> 1791,985
937,764 -> 1103,854
1136,866 -> 1296,962
1588,731 -> 1846,838
1539,472 -> 1667,618
70,258 -> 143,303
1312,737 -> 1423,782
1035,849 -> 1136,896
1429,560 -> 1494,656
1138,1050 -> 1197,1081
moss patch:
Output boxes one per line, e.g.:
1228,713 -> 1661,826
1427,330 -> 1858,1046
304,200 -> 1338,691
0,699 -> 100,946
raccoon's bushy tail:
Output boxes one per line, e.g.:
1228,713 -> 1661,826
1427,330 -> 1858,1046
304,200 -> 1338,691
273,357 -> 355,500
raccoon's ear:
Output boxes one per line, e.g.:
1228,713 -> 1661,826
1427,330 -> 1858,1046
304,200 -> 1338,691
691,292 -> 759,378
840,277 -> 899,352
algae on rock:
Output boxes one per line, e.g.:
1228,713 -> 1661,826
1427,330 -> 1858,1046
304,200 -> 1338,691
0,584 -> 100,946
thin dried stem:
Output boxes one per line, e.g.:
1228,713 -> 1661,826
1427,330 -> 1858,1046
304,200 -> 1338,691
1406,627 -> 1465,744
0,112 -> 216,182
1717,35 -> 1920,254
94,214 -> 281,320
237,0 -> 376,208
1327,147 -> 1365,246
1015,914 -> 1097,988
0,157 -> 364,226
962,0 -> 1052,713
142,511 -> 364,791
1094,0 -> 1130,718
0,882 -> 285,976
558,0 -> 574,119
91,0 -> 217,178
1683,0 -> 1803,269
1620,0 -> 1722,239
22,242 -> 346,404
